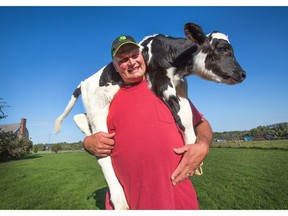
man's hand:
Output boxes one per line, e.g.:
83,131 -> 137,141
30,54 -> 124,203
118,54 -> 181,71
171,142 -> 209,185
171,117 -> 212,185
83,132 -> 115,158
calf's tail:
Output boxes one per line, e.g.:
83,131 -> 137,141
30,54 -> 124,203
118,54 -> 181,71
54,86 -> 81,134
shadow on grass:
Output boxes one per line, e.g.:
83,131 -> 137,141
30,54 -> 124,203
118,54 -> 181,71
23,154 -> 43,160
87,187 -> 109,210
0,154 -> 42,163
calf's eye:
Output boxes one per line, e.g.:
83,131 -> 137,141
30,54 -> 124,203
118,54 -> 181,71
218,47 -> 226,54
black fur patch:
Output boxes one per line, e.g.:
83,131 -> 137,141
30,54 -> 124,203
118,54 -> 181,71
73,87 -> 81,98
99,62 -> 123,87
139,35 -> 200,131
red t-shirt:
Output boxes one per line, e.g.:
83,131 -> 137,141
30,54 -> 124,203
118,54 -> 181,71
105,79 -> 201,210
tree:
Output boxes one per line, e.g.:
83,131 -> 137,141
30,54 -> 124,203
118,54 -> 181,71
0,98 -> 9,119
32,145 -> 39,153
51,144 -> 62,153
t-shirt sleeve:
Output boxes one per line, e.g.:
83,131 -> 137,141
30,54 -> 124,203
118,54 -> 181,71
188,99 -> 203,126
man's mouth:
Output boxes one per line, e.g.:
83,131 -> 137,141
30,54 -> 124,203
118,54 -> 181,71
128,66 -> 140,73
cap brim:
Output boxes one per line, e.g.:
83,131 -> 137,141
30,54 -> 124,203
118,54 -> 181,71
113,42 -> 140,57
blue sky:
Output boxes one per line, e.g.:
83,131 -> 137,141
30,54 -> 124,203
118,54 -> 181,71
1,6 -> 288,144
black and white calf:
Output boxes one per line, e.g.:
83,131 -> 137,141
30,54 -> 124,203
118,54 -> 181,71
54,22 -> 246,210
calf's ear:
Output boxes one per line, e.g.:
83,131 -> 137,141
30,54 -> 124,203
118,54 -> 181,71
184,23 -> 206,45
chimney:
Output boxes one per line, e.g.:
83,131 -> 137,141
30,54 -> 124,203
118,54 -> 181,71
20,118 -> 27,140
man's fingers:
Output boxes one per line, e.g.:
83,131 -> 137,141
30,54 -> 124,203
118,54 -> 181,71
99,132 -> 115,146
173,146 -> 188,155
171,161 -> 185,181
171,145 -> 202,185
171,146 -> 189,181
101,132 -> 115,138
172,168 -> 196,185
96,150 -> 113,158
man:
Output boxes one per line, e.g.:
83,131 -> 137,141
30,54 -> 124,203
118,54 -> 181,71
83,35 -> 213,209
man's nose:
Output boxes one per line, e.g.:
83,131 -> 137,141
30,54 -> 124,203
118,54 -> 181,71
128,57 -> 136,65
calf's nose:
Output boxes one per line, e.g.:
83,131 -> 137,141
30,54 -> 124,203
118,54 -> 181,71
241,71 -> 246,81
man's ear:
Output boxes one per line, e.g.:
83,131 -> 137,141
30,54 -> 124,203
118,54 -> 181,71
112,60 -> 118,73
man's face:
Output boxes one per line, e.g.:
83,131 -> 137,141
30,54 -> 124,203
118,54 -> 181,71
113,44 -> 146,85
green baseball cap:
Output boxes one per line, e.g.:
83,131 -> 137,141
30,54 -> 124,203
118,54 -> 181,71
111,35 -> 140,58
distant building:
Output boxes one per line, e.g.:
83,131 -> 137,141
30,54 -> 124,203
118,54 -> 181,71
0,118 -> 29,140
264,135 -> 275,140
215,139 -> 226,142
243,136 -> 253,141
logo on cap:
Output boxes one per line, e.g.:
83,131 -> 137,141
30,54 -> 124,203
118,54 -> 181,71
119,36 -> 127,41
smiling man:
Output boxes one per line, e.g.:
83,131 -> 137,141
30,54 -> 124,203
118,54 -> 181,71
112,35 -> 146,85
83,35 -> 212,210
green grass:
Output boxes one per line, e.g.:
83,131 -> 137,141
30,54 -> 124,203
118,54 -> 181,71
192,148 -> 288,209
0,152 -> 107,210
0,147 -> 288,210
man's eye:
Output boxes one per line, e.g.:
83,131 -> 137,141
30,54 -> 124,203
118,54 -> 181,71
131,53 -> 139,59
120,58 -> 129,63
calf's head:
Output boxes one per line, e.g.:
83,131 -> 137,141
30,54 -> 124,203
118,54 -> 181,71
184,23 -> 246,85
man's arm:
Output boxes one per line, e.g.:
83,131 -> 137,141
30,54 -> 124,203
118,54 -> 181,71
171,117 -> 213,185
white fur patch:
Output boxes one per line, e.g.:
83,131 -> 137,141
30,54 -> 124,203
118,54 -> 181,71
139,34 -> 159,64
163,67 -> 178,100
166,67 -> 180,85
209,32 -> 230,44
193,51 -> 223,82
178,97 -> 196,144
163,85 -> 176,100
146,74 -> 152,90
139,34 -> 158,43
146,40 -> 153,64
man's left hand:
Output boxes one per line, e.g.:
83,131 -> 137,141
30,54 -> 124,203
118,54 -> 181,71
171,142 -> 209,185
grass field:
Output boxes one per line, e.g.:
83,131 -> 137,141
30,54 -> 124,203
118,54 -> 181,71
0,145 -> 288,210
0,152 -> 107,210
192,148 -> 288,209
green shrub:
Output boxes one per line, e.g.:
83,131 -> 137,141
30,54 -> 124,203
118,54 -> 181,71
32,145 -> 39,154
51,144 -> 62,153
0,131 -> 33,161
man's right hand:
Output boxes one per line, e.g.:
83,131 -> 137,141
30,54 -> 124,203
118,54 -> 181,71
83,132 -> 115,157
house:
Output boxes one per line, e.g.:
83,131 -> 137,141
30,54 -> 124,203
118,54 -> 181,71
0,118 -> 29,140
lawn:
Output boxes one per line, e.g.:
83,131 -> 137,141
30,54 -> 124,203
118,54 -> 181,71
0,152 -> 107,210
0,147 -> 287,210
192,148 -> 288,209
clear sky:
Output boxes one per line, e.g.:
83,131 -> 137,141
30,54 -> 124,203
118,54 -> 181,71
1,4 -> 288,144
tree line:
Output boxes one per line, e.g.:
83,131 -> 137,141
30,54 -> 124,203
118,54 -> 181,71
213,122 -> 288,141
1,116 -> 287,161
41,122 -> 288,151
33,141 -> 84,153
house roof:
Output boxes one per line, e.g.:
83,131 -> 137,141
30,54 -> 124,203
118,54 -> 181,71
0,123 -> 21,133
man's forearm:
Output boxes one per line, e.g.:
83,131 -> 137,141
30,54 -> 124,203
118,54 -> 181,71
195,117 -> 213,147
